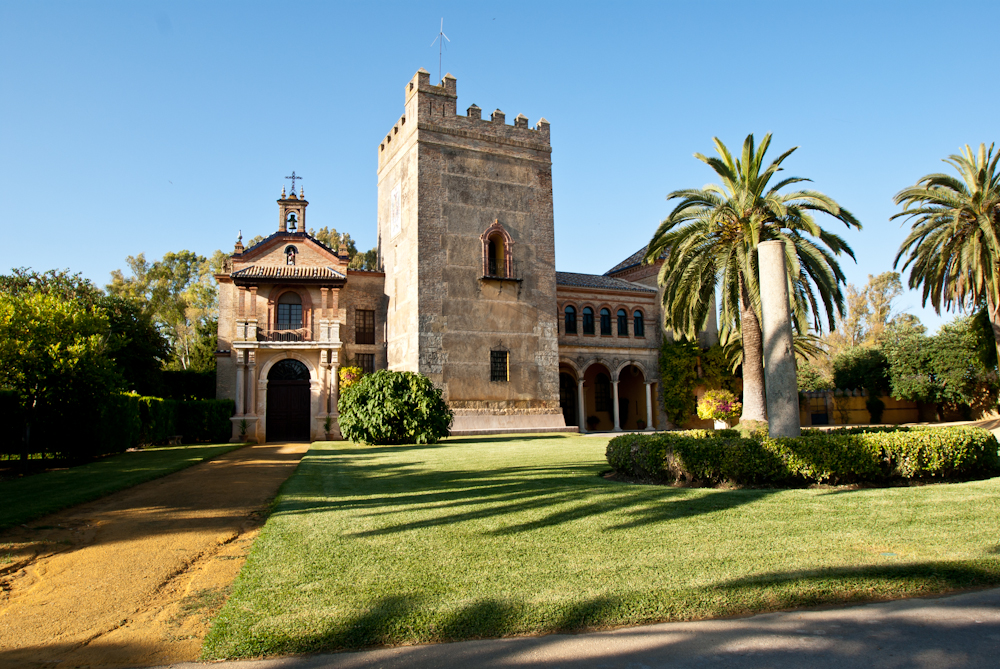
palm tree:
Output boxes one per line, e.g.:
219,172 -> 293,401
893,143 -> 1000,362
646,133 -> 860,422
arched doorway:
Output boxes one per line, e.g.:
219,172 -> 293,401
583,363 -> 614,431
559,372 -> 578,427
266,359 -> 311,441
617,364 -> 648,430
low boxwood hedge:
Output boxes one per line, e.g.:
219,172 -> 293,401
606,426 -> 1000,486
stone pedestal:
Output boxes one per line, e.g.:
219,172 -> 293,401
758,240 -> 801,438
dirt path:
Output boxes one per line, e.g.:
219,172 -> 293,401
0,442 -> 310,669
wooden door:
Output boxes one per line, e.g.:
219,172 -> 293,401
266,380 -> 310,441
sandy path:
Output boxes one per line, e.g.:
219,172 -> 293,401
0,442 -> 310,669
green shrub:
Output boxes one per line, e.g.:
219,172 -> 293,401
97,393 -> 142,455
605,431 -> 786,485
0,389 -> 25,456
338,370 -> 452,445
606,425 -> 1000,486
138,396 -> 179,443
162,369 -> 216,400
176,399 -> 235,443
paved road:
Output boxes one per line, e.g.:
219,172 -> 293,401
0,442 -> 310,669
163,587 -> 1000,669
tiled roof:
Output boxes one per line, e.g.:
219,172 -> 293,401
555,271 -> 656,293
231,265 -> 347,280
604,245 -> 667,276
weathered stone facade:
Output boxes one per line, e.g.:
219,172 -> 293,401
376,69 -> 565,433
216,69 -> 717,441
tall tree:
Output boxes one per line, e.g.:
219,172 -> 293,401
646,133 -> 860,422
108,250 -> 219,370
893,143 -> 1000,362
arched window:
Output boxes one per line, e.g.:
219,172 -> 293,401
595,373 -> 611,412
582,307 -> 595,335
277,292 -> 303,330
600,308 -> 612,336
480,220 -> 514,278
284,245 -> 298,265
617,309 -> 628,336
487,235 -> 506,277
633,310 -> 645,337
268,358 -> 309,380
564,305 -> 577,334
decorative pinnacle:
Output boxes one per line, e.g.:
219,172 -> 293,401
281,185 -> 286,198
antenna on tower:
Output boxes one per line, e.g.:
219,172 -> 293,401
430,18 -> 450,83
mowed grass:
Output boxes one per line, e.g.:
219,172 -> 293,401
0,443 -> 245,530
203,434 -> 1000,659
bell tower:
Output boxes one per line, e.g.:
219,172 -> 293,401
277,180 -> 308,233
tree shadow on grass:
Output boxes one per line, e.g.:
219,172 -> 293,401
273,448 -> 778,537
218,559 -> 1000,658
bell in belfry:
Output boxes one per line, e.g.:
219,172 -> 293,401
287,212 -> 297,231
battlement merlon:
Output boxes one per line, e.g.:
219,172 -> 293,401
379,70 -> 551,162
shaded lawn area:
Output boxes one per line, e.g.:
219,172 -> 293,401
203,434 -> 1000,659
0,443 -> 245,530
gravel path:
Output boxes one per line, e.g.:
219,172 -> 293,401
0,442 -> 309,669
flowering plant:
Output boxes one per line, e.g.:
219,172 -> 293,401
339,366 -> 364,390
697,389 -> 742,422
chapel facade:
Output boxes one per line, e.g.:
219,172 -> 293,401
216,70 -> 715,442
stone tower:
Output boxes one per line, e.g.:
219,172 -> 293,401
376,69 -> 566,432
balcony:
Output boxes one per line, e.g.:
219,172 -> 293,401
258,323 -> 310,342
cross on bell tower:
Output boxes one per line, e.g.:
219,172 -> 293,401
277,172 -> 308,233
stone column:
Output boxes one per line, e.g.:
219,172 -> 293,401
758,240 -> 801,437
235,351 -> 245,416
612,379 -> 621,431
246,351 -> 256,416
645,383 -> 653,431
577,378 -> 586,432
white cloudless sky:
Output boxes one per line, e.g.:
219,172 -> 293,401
2,0 -> 998,334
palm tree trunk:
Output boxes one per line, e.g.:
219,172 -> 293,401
739,274 -> 768,422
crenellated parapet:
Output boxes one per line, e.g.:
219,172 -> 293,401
378,69 -> 551,170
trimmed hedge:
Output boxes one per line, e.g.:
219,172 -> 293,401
1,392 -> 234,460
606,426 -> 1000,486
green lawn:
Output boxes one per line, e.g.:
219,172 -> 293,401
0,443 -> 245,530
203,434 -> 1000,659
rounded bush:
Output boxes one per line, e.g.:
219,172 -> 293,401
337,370 -> 453,445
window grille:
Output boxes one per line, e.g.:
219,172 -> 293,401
617,309 -> 628,336
633,310 -> 645,337
356,309 -> 376,345
357,353 -> 375,374
490,350 -> 509,382
564,306 -> 577,334
582,307 -> 595,335
600,308 -> 612,335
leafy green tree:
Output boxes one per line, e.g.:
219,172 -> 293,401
893,143 -> 1000,362
0,291 -> 120,461
100,294 -> 170,394
831,347 -> 890,394
796,360 -> 833,391
881,316 -> 997,419
647,133 -> 860,421
108,250 -> 219,370
0,267 -> 102,303
338,370 -> 452,444
658,338 -> 700,426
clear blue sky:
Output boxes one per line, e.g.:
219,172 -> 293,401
3,1 -> 997,333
